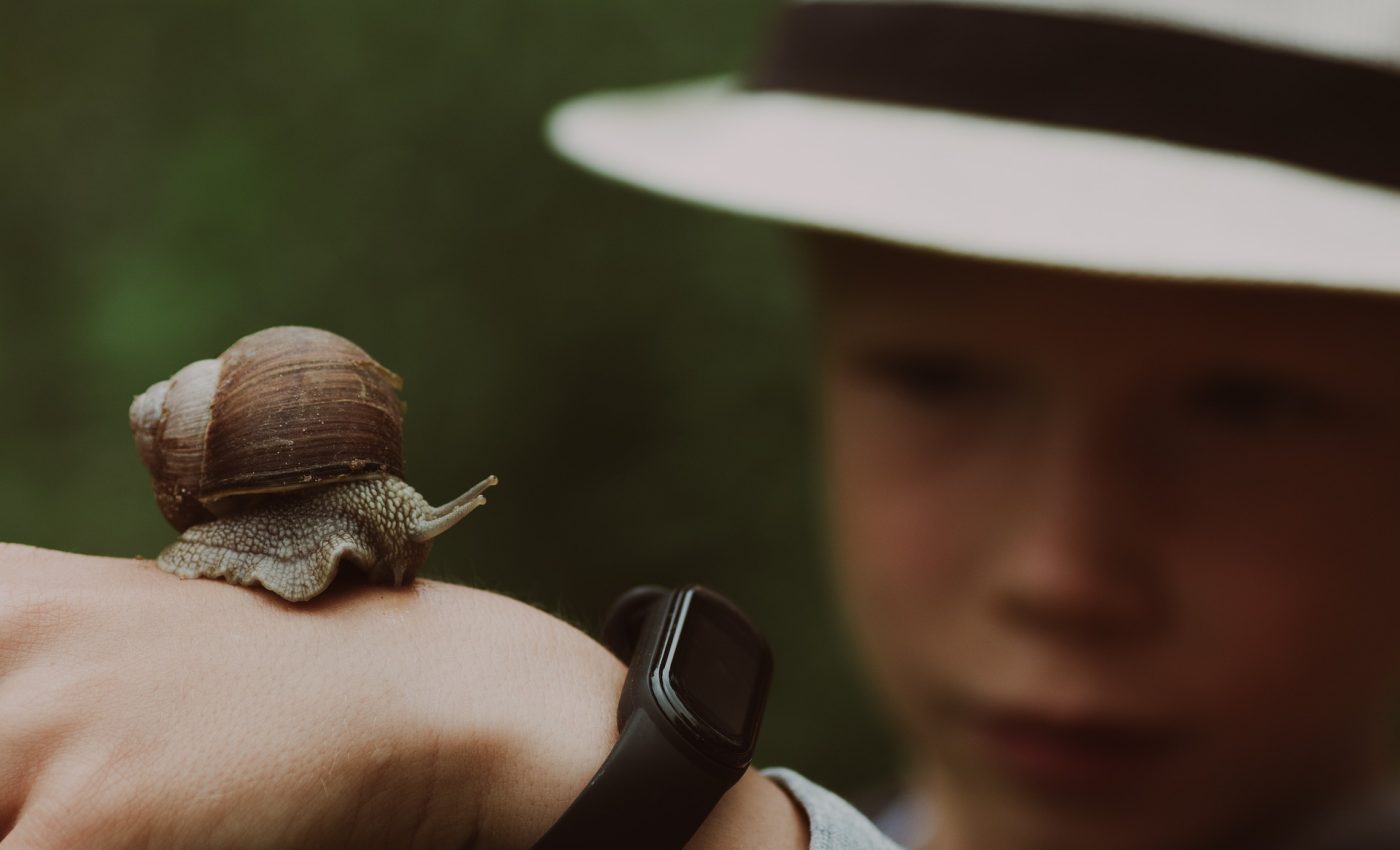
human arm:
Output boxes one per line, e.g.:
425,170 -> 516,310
0,544 -> 806,849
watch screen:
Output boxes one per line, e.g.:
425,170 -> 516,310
669,592 -> 768,742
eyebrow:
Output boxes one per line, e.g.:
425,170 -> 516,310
850,345 -> 1016,385
1180,366 -> 1342,415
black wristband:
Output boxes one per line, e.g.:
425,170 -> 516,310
533,585 -> 773,850
532,701 -> 735,848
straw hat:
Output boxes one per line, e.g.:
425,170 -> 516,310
545,0 -> 1400,293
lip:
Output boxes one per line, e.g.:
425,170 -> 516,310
955,697 -> 1185,797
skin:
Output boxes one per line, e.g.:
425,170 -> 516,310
805,231 -> 1400,850
0,545 -> 807,848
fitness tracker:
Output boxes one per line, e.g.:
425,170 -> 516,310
532,584 -> 774,850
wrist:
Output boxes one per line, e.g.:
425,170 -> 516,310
409,581 -> 626,848
689,769 -> 811,850
527,585 -> 793,850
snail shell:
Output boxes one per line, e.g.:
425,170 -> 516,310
130,326 -> 406,531
130,326 -> 495,601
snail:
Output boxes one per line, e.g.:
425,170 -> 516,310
129,326 -> 496,602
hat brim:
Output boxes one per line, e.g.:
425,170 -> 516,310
546,75 -> 1400,294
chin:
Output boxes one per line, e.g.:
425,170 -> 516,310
919,725 -> 1325,850
901,691 -> 1239,850
925,765 -> 1235,850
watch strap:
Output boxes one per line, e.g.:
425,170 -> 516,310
598,584 -> 668,663
531,703 -> 734,850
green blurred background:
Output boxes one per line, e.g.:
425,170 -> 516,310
0,0 -> 901,801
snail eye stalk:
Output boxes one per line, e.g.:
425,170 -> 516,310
412,475 -> 498,543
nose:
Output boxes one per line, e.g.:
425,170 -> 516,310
991,409 -> 1167,647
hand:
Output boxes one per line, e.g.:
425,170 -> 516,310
0,545 -> 807,849
0,543 -> 614,849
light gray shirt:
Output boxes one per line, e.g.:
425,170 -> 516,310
764,769 -> 1400,850
764,767 -> 908,850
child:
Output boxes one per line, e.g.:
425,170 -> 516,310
543,0 -> 1400,847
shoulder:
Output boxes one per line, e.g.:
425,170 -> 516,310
762,767 -> 910,850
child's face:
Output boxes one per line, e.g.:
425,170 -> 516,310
809,233 -> 1400,850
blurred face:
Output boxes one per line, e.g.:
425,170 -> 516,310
809,233 -> 1400,850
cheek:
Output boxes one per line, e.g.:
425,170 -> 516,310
1158,423 -> 1400,684
823,386 -> 1014,685
1200,544 -> 1400,677
826,400 -> 966,607
826,466 -> 966,737
1190,446 -> 1400,647
1171,471 -> 1400,743
829,469 -> 960,599
1171,556 -> 1400,799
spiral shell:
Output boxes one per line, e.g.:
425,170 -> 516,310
130,326 -> 406,531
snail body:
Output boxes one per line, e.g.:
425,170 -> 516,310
130,326 -> 495,602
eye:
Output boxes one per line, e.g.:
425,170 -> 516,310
1184,372 -> 1334,430
854,349 -> 1010,409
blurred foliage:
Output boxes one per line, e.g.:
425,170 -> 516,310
0,0 -> 900,798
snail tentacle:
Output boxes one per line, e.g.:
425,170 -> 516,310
412,493 -> 489,543
426,475 -> 498,520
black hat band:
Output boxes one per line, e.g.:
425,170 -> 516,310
745,2 -> 1400,191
